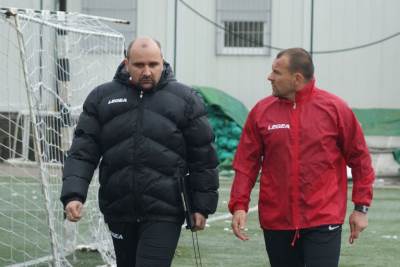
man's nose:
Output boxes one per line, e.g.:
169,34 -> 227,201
267,73 -> 273,81
143,66 -> 151,76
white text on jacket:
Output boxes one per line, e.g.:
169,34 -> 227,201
108,98 -> 127,104
268,124 -> 290,130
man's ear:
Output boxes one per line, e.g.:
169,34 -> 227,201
124,58 -> 129,72
294,72 -> 305,84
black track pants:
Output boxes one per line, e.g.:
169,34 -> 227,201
108,220 -> 181,267
263,224 -> 342,267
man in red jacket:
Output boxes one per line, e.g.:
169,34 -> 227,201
229,48 -> 375,267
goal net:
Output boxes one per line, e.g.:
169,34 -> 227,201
0,7 -> 126,266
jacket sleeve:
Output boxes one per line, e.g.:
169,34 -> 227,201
182,90 -> 219,217
228,107 -> 263,214
60,89 -> 102,207
337,102 -> 375,206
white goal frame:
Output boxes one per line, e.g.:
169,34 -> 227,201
0,7 -> 128,266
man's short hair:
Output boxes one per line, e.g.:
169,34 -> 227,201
277,48 -> 314,81
125,38 -> 162,59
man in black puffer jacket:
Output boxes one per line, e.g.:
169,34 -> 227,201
60,37 -> 219,267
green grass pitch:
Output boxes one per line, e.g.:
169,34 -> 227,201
1,176 -> 399,266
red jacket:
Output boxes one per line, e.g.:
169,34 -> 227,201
229,80 -> 375,230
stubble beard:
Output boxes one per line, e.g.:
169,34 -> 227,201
139,77 -> 156,90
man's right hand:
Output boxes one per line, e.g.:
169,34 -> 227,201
231,209 -> 249,241
65,200 -> 83,222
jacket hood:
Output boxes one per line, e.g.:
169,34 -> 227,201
113,60 -> 176,90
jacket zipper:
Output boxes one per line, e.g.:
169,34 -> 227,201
291,100 -> 300,232
134,89 -> 144,222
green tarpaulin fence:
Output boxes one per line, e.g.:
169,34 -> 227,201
193,86 -> 248,169
353,109 -> 400,167
394,149 -> 400,164
353,109 -> 400,136
193,86 -> 248,127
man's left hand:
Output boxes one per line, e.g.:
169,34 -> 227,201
349,210 -> 368,244
192,212 -> 206,231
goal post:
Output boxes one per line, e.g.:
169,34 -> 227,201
0,7 -> 127,266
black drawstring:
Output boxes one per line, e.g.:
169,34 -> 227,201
291,229 -> 300,247
191,231 -> 202,267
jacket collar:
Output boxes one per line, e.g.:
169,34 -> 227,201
113,60 -> 176,92
295,78 -> 315,103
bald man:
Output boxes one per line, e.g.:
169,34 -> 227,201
61,37 -> 219,266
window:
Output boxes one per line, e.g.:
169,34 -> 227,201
224,21 -> 264,47
216,0 -> 271,55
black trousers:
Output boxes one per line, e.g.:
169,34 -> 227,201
263,225 -> 342,267
108,220 -> 181,267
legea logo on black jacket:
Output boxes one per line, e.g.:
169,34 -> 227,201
108,98 -> 127,104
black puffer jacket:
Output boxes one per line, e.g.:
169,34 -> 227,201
60,61 -> 219,223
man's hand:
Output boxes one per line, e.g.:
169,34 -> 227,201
231,210 -> 249,241
349,210 -> 368,244
192,212 -> 206,231
65,200 -> 83,222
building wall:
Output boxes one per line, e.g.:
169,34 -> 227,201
68,0 -> 136,46
131,0 -> 400,109
312,0 -> 400,108
1,0 -> 399,109
0,0 -> 55,10
127,0 -> 272,108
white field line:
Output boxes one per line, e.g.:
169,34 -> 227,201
182,205 -> 258,229
207,206 -> 258,224
5,255 -> 53,267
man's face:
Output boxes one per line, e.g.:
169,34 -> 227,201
125,41 -> 163,90
267,55 -> 297,99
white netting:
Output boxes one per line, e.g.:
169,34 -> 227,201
0,8 -> 125,266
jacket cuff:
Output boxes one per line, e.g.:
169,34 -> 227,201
60,176 -> 90,204
352,172 -> 375,206
193,210 -> 208,219
230,203 -> 249,214
62,196 -> 84,209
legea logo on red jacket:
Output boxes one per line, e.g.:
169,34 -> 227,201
268,123 -> 290,131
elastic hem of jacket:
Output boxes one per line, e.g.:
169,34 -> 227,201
260,220 -> 345,231
103,214 -> 185,224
